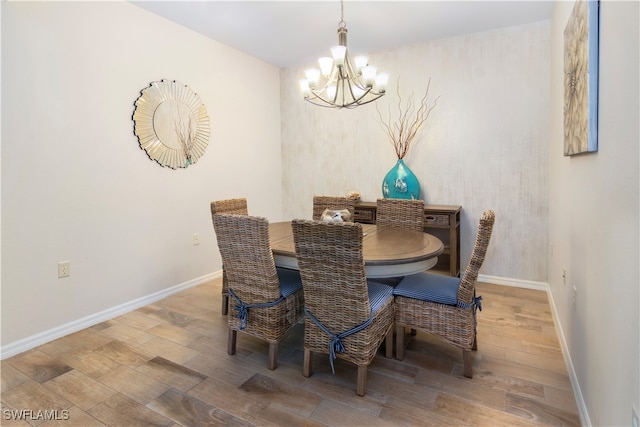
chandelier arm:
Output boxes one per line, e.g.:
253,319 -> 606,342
343,55 -> 369,103
307,90 -> 383,109
337,72 -> 347,105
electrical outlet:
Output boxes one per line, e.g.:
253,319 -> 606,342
193,233 -> 200,245
58,261 -> 70,278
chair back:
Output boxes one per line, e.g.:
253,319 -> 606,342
312,196 -> 355,221
457,210 -> 495,304
213,214 -> 281,303
210,198 -> 248,223
292,220 -> 371,329
210,198 -> 250,312
376,198 -> 425,232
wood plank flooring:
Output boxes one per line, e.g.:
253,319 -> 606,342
1,279 -> 581,426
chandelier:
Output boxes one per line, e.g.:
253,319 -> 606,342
299,1 -> 388,109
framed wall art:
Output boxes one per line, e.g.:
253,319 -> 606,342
133,80 -> 211,169
563,0 -> 599,156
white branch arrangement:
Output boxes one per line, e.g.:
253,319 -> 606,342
376,78 -> 439,160
175,108 -> 196,166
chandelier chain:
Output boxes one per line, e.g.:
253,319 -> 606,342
338,0 -> 346,28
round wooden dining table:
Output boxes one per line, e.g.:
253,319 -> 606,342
268,221 -> 444,278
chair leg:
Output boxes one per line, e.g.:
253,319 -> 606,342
221,294 -> 229,315
385,328 -> 393,358
463,349 -> 473,378
268,342 -> 278,370
227,328 -> 237,355
303,349 -> 313,378
356,365 -> 367,397
395,325 -> 405,360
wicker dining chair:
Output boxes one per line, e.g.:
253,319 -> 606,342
393,210 -> 495,378
212,214 -> 305,370
312,196 -> 356,221
291,219 -> 394,396
376,198 -> 425,232
210,198 -> 248,315
372,198 -> 426,287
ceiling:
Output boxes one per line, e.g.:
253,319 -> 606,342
131,1 -> 554,69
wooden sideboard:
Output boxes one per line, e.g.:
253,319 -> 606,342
353,201 -> 462,277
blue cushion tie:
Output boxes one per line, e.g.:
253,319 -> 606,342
457,295 -> 482,312
304,307 -> 373,374
456,294 -> 483,336
228,288 -> 285,330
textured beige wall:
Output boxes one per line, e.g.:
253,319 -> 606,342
280,21 -> 550,281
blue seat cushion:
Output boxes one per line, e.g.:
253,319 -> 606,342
393,272 -> 460,306
367,280 -> 394,313
277,267 -> 303,297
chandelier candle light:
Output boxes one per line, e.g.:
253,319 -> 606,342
299,1 -> 388,109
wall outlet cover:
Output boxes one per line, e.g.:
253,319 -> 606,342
58,261 -> 70,278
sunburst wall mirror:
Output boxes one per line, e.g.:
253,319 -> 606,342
133,80 -> 211,169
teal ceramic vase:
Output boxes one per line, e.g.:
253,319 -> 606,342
382,159 -> 420,199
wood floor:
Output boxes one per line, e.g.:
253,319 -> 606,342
1,279 -> 581,426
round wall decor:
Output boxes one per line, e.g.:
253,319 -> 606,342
133,80 -> 210,169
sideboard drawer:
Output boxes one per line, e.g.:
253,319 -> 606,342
353,208 -> 375,223
425,213 -> 449,227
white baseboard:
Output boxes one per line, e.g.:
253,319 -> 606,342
479,273 -> 589,426
0,271 -> 221,360
545,284 -> 590,426
478,274 -> 549,291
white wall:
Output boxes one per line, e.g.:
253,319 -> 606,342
281,21 -> 550,282
1,2 -> 283,349
549,1 -> 639,426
